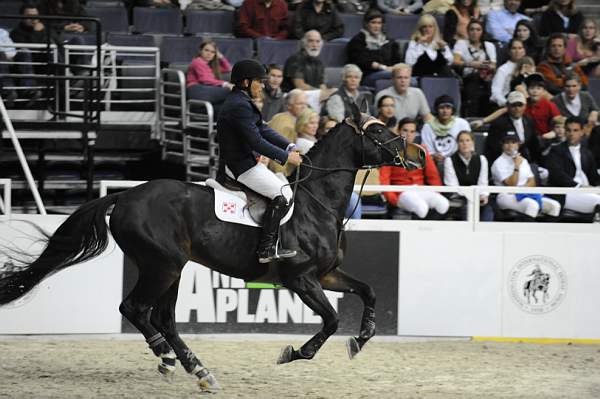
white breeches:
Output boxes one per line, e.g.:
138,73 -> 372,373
226,163 -> 293,202
496,193 -> 561,218
397,190 -> 450,219
564,193 -> 600,214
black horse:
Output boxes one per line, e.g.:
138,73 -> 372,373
0,113 -> 425,392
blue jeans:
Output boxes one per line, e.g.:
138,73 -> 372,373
345,191 -> 362,219
363,70 -> 392,88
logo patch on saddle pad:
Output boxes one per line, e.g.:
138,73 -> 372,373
210,185 -> 294,228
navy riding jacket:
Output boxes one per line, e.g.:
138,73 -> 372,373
217,89 -> 291,178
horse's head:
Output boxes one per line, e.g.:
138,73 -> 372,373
346,105 -> 425,170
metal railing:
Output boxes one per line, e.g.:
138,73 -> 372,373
185,100 -> 217,181
159,68 -> 187,161
0,179 -> 12,219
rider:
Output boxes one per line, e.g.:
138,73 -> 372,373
217,59 -> 303,263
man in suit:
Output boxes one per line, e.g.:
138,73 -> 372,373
546,116 -> 600,214
218,59 -> 302,263
485,91 -> 541,166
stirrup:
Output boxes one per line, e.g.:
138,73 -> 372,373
258,247 -> 297,263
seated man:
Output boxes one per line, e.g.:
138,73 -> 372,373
282,30 -> 336,105
292,0 -> 343,41
373,63 -> 432,124
485,0 -> 530,44
380,118 -> 449,219
217,59 -> 302,263
237,0 -> 289,39
537,33 -> 589,96
546,116 -> 600,214
262,64 -> 286,122
323,64 -> 371,123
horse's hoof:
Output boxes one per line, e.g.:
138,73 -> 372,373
346,337 -> 361,360
277,345 -> 294,365
197,371 -> 221,393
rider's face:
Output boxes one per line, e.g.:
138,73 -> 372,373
249,79 -> 264,99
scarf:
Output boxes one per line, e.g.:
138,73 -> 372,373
428,116 -> 456,137
361,29 -> 388,50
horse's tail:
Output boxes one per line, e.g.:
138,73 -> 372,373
0,193 -> 121,305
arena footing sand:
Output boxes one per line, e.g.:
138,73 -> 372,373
0,337 -> 599,398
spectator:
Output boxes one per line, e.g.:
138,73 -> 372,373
294,108 -> 320,154
236,0 -> 289,39
421,95 -> 471,168
262,65 -> 286,122
546,116 -> 600,214
566,19 -> 600,74
405,14 -> 453,78
374,63 -> 433,123
282,30 -> 336,103
479,0 -> 504,14
346,9 -> 402,88
518,0 -> 550,15
0,27 -> 40,107
292,0 -> 343,41
508,56 -> 537,93
541,115 -> 566,156
186,40 -> 233,110
376,95 -> 398,129
324,64 -> 371,123
10,3 -> 58,45
40,0 -> 93,34
443,0 -> 481,47
552,72 -> 599,132
522,74 -> 561,137
335,0 -> 370,14
539,0 -> 583,37
380,118 -> 450,219
491,38 -> 526,107
377,0 -> 423,15
491,130 -> 561,218
486,0 -> 530,44
268,89 -> 308,173
537,33 -> 589,96
512,19 -> 543,63
453,19 -> 497,117
485,91 -> 541,164
443,130 -> 494,221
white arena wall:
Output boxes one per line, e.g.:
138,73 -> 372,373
1,213 -> 599,340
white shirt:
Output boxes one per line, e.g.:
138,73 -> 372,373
0,29 -> 16,60
510,117 -> 525,142
420,117 -> 471,157
490,61 -> 516,107
563,93 -> 582,117
569,144 -> 590,187
405,41 -> 453,67
444,154 -> 490,198
492,152 -> 534,186
478,0 -> 503,15
374,86 -> 431,122
452,40 -> 497,77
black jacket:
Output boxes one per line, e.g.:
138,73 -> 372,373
546,141 -> 600,188
292,1 -> 343,40
346,31 -> 401,76
539,9 -> 583,37
485,114 -> 542,165
217,89 -> 290,178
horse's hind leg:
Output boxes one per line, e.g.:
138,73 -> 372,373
150,278 -> 220,392
277,275 -> 339,364
319,268 -> 376,359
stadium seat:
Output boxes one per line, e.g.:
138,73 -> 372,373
375,79 -> 392,93
339,13 -> 363,39
184,10 -> 234,36
386,15 -> 420,40
256,38 -> 299,66
85,6 -> 129,33
213,38 -> 253,63
106,33 -> 156,62
325,67 -> 344,88
588,79 -> 600,107
420,76 -> 461,112
86,0 -> 125,6
0,1 -> 22,30
133,7 -> 183,34
321,41 -> 347,67
160,36 -> 203,65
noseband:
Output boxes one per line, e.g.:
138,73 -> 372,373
347,117 -> 408,169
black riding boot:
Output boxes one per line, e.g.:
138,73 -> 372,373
257,196 -> 296,263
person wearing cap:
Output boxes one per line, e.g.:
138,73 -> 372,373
484,90 -> 541,165
420,94 -> 471,172
217,59 -> 302,263
491,130 -> 561,218
546,116 -> 600,214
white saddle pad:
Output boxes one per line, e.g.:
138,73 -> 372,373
208,181 -> 294,228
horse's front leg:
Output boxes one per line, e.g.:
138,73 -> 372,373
277,274 -> 339,365
319,268 -> 376,359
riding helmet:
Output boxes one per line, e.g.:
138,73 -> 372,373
230,59 -> 267,84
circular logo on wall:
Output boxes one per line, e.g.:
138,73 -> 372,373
508,255 -> 567,314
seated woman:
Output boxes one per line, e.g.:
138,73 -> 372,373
346,9 -> 402,88
444,130 -> 494,221
380,117 -> 449,219
443,0 -> 480,47
490,38 -> 526,107
566,18 -> 600,75
491,130 -> 561,219
405,14 -> 453,78
552,72 -> 599,135
512,19 -> 543,63
186,40 -> 233,112
453,19 -> 496,117
375,95 -> 397,129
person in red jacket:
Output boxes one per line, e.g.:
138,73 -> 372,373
237,0 -> 289,40
537,33 -> 589,95
379,118 -> 449,219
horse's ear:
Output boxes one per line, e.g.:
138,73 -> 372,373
349,102 -> 361,128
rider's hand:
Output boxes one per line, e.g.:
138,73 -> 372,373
287,151 -> 302,166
